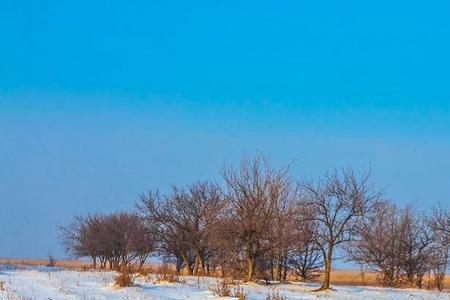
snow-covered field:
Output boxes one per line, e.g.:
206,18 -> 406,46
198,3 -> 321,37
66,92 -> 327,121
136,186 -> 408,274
0,265 -> 448,300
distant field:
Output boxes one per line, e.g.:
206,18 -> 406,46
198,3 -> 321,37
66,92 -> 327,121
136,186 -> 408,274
1,258 -> 449,290
0,258 -> 89,269
325,269 -> 450,290
0,258 -> 161,271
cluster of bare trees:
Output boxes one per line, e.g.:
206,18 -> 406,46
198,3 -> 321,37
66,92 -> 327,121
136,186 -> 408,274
60,212 -> 155,271
137,182 -> 224,276
347,203 -> 450,290
60,155 -> 450,291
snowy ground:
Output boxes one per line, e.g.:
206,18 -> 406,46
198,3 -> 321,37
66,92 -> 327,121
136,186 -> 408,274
0,265 -> 448,300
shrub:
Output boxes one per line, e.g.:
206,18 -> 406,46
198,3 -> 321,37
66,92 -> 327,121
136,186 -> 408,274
209,278 -> 233,297
136,267 -> 151,277
209,278 -> 246,298
153,273 -> 184,284
81,265 -> 90,271
114,266 -> 134,288
265,290 -> 286,300
153,264 -> 184,283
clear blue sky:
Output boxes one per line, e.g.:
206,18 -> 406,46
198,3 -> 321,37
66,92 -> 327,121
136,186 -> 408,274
1,1 -> 449,259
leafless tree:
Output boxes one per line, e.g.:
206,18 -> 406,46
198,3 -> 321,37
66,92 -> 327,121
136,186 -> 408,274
59,216 -> 84,259
429,205 -> 450,290
348,202 -> 436,288
430,205 -> 450,237
222,155 -> 290,281
288,206 -> 323,281
138,183 -> 223,275
399,207 -> 434,288
185,181 -> 224,275
268,180 -> 297,283
60,212 -> 155,270
301,169 -> 381,290
138,189 -> 193,274
59,214 -> 105,269
347,201 -> 404,287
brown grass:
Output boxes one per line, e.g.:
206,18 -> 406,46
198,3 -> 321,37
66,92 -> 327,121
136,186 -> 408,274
209,278 -> 247,298
0,258 -> 91,269
322,269 -> 450,290
153,264 -> 184,284
114,266 -> 134,288
0,258 -> 161,271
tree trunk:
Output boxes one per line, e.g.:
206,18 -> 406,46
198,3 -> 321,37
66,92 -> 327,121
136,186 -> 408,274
275,253 -> 282,281
246,254 -> 255,282
205,258 -> 210,276
282,254 -> 288,283
269,257 -> 274,281
198,255 -> 206,275
416,274 -> 423,289
319,248 -> 333,291
193,256 -> 199,276
100,257 -> 107,269
92,255 -> 97,269
181,252 -> 193,275
176,256 -> 183,275
193,250 -> 206,276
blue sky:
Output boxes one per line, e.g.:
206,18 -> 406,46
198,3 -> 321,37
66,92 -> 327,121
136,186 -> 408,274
1,1 -> 450,259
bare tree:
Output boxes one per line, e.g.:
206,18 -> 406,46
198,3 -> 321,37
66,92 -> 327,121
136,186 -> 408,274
185,181 -> 224,275
59,214 -> 105,269
399,207 -> 434,288
430,205 -> 450,237
347,201 -> 404,287
348,202 -> 436,288
59,216 -> 85,259
138,184 -> 223,276
222,155 -> 290,281
302,169 -> 381,290
138,189 -> 194,274
269,180 -> 297,283
288,206 -> 323,282
429,206 -> 450,290
60,212 -> 155,271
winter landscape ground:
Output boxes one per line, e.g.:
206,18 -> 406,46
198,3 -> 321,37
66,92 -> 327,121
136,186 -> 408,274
0,264 -> 448,300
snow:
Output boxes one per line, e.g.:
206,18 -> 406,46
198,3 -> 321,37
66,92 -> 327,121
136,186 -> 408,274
0,265 -> 448,300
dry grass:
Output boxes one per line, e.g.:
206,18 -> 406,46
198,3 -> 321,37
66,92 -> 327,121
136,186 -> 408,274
209,279 -> 233,297
320,269 -> 450,290
135,267 -> 152,277
209,278 -> 247,298
152,264 -> 184,284
0,258 -> 162,272
0,258 -> 90,269
325,269 -> 379,286
114,266 -> 134,288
